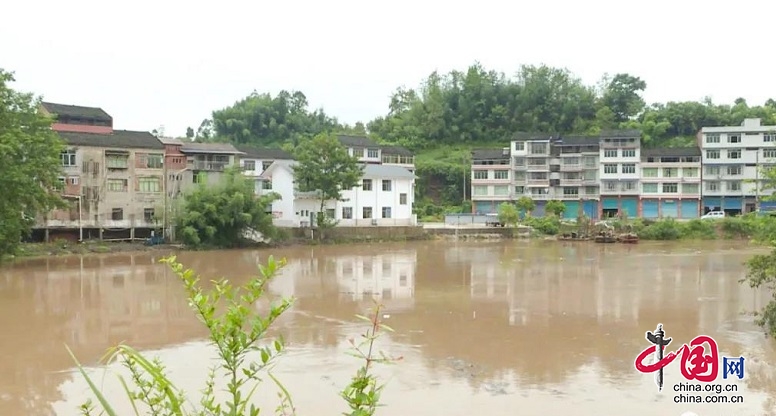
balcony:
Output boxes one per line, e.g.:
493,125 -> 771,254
526,164 -> 549,172
560,178 -> 582,185
526,193 -> 551,200
581,178 -> 598,185
560,164 -> 581,172
193,161 -> 228,171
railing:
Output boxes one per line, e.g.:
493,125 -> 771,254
560,178 -> 582,184
560,164 -> 581,171
193,161 -> 228,171
526,164 -> 549,171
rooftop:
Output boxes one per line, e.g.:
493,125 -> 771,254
234,144 -> 293,160
337,135 -> 379,148
555,135 -> 600,146
363,163 -> 415,179
41,102 -> 112,123
380,145 -> 413,156
58,130 -> 163,150
641,147 -> 702,158
701,118 -> 776,133
181,142 -> 244,155
600,129 -> 642,138
472,148 -> 510,161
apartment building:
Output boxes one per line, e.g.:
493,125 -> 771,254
380,145 -> 415,172
554,136 -> 600,219
639,147 -> 702,218
338,135 -> 382,164
471,148 -> 511,214
598,130 -> 641,218
699,118 -> 776,214
234,145 -> 293,196
511,136 -> 553,216
37,102 -> 165,241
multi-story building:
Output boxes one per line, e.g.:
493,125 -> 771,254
338,135 -> 383,164
511,136 -> 553,215
234,145 -> 294,196
598,130 -> 641,218
470,148 -> 511,214
36,102 -> 166,241
554,136 -> 600,219
380,145 -> 415,173
639,147 -> 702,218
699,118 -> 776,214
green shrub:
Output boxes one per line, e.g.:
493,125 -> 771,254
524,216 -> 560,235
637,218 -> 683,240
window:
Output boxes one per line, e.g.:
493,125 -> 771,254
262,180 -> 272,190
262,161 -> 273,171
529,142 -> 547,154
513,157 -> 525,167
107,179 -> 128,192
111,208 -> 123,220
362,179 -> 373,191
563,187 -> 578,196
728,181 -> 741,191
584,186 -> 597,195
706,150 -> 720,159
399,193 -> 407,205
727,165 -> 742,175
705,134 -> 720,143
583,157 -> 597,167
493,185 -> 509,196
642,168 -> 658,177
382,180 -> 392,191
528,172 -> 547,180
61,150 -> 76,166
243,160 -> 256,171
604,149 -> 618,158
705,181 -> 719,191
194,172 -> 207,183
473,170 -> 488,179
473,186 -> 488,196
494,170 -> 509,180
106,155 -> 128,169
642,183 -> 658,193
563,157 -> 580,166
326,208 -> 335,218
138,177 -> 161,192
367,148 -> 379,158
662,183 -> 678,193
57,176 -> 66,187
764,149 -> 776,158
144,208 -> 155,222
583,170 -> 596,180
705,166 -> 720,175
514,142 -> 524,151
727,134 -> 741,144
765,134 -> 776,142
382,207 -> 392,218
663,168 -> 677,178
604,164 -> 617,174
621,164 -> 635,174
362,207 -> 373,219
682,168 -> 699,177
68,176 -> 79,185
682,184 -> 699,194
146,153 -> 163,169
622,149 -> 636,158
622,181 -> 636,191
513,171 -> 525,181
514,186 -> 524,195
342,207 -> 353,219
604,181 -> 616,191
727,149 -> 741,159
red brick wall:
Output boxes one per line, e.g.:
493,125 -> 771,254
52,123 -> 113,134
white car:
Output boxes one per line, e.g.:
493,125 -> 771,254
700,211 -> 725,220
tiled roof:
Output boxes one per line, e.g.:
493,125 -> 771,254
472,148 -> 510,161
511,132 -> 561,142
555,135 -> 600,146
642,147 -> 701,157
600,129 -> 641,138
337,135 -> 379,147
363,164 -> 415,179
380,145 -> 413,156
234,145 -> 293,160
41,102 -> 112,122
157,137 -> 185,145
58,130 -> 163,150
181,142 -> 244,155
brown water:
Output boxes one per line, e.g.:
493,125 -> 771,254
1,241 -> 775,416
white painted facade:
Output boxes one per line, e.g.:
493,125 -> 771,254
471,149 -> 512,203
512,139 -> 552,200
599,135 -> 641,197
700,118 -> 776,199
639,151 -> 701,198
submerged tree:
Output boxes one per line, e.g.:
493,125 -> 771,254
0,68 -> 66,258
175,167 -> 279,248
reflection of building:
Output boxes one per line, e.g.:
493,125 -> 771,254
334,251 -> 416,312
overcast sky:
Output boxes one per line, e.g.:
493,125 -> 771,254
2,0 -> 774,137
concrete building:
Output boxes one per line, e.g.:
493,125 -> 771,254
511,136 -> 553,216
471,148 -> 511,214
639,147 -> 702,219
554,136 -> 600,219
36,102 -> 165,241
598,130 -> 641,218
699,118 -> 776,214
338,135 -> 383,164
380,145 -> 415,173
234,145 -> 294,197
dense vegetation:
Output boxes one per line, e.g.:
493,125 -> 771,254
190,63 -> 776,215
0,69 -> 67,259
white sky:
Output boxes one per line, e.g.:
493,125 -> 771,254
2,0 -> 774,137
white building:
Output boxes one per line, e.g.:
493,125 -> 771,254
699,118 -> 776,214
639,147 -> 702,219
260,162 -> 417,227
470,148 -> 511,214
235,145 -> 294,197
598,130 -> 641,218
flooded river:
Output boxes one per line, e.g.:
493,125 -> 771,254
1,240 -> 775,416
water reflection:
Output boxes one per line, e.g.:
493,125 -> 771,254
1,241 -> 775,416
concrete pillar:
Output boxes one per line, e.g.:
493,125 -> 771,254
44,228 -> 50,243
99,228 -> 104,240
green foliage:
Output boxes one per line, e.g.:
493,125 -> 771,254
741,250 -> 776,339
0,69 -> 67,259
176,167 -> 279,248
293,133 -> 364,230
545,200 -> 566,217
627,215 -> 776,241
524,216 -> 561,235
69,255 -> 395,416
497,202 -> 519,227
515,197 -> 536,217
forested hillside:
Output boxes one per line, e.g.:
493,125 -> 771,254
188,63 -> 776,216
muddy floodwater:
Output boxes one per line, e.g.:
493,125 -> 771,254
1,240 -> 776,416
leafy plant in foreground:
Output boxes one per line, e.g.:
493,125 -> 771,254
67,255 -> 396,415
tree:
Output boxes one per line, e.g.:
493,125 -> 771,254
293,133 -> 364,231
600,73 -> 647,122
175,167 -> 279,248
0,69 -> 66,258
185,126 -> 194,139
742,249 -> 776,338
545,200 -> 566,217
497,202 -> 519,227
515,197 -> 536,219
